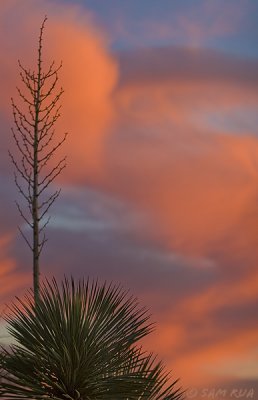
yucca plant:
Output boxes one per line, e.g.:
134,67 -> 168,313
0,277 -> 183,400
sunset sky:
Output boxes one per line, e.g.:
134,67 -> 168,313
0,0 -> 258,397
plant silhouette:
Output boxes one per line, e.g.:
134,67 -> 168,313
0,277 -> 183,400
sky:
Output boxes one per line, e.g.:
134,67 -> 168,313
0,0 -> 258,398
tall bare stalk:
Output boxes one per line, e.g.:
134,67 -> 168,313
9,17 -> 67,305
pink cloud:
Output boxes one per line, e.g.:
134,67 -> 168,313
0,0 -> 118,180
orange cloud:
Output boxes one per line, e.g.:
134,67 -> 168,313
98,48 -> 258,388
179,270 -> 258,319
168,270 -> 258,385
109,75 -> 258,255
141,266 -> 258,387
0,234 -> 30,311
0,0 -> 118,179
173,328 -> 258,387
